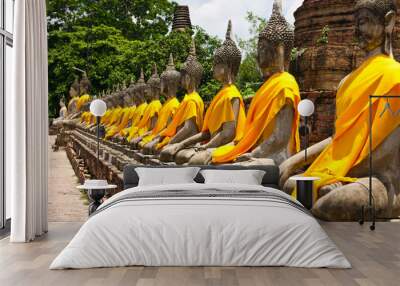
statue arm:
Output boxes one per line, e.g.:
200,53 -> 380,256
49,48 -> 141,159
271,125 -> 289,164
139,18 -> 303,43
180,131 -> 210,149
278,137 -> 332,188
150,115 -> 158,130
169,117 -> 198,144
250,105 -> 293,158
203,98 -> 240,148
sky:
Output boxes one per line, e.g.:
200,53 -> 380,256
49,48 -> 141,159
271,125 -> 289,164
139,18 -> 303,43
175,0 -> 304,40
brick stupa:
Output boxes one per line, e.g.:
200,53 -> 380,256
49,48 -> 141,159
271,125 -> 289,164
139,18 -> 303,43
292,0 -> 400,144
172,5 -> 192,32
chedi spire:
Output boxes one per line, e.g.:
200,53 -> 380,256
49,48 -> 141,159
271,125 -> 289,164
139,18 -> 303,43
172,5 -> 192,32
259,0 -> 294,50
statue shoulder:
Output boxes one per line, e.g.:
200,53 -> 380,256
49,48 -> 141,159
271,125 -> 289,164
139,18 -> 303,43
338,74 -> 351,90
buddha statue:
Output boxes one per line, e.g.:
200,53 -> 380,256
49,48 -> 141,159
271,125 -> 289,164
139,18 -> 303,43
104,89 -> 130,138
122,69 -> 149,142
212,0 -> 301,167
76,72 -> 92,112
67,77 -> 80,116
141,54 -> 181,153
159,39 -> 205,162
129,64 -> 162,144
281,0 -> 400,220
52,99 -> 69,127
167,20 -> 246,165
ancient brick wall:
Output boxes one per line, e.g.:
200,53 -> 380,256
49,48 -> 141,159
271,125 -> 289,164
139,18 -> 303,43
293,0 -> 400,145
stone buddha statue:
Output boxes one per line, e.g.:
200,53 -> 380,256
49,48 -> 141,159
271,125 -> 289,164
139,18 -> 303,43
59,100 -> 68,119
123,69 -> 150,142
142,54 -> 181,154
52,99 -> 69,127
158,39 -> 205,162
167,20 -> 246,165
67,77 -> 80,116
76,72 -> 92,112
281,0 -> 400,221
129,64 -> 162,144
211,0 -> 301,167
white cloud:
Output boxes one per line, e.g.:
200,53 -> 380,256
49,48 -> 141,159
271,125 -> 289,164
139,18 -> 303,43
175,0 -> 304,40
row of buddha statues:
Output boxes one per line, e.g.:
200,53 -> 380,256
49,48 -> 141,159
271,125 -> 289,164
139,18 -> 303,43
60,0 -> 400,220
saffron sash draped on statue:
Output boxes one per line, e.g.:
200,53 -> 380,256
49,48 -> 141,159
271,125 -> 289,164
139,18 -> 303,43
304,54 -> 400,198
212,72 -> 300,163
105,107 -> 124,128
68,97 -> 78,112
140,97 -> 180,145
157,92 -> 204,149
120,102 -> 148,137
127,100 -> 162,142
105,106 -> 136,139
202,84 -> 246,142
76,94 -> 91,111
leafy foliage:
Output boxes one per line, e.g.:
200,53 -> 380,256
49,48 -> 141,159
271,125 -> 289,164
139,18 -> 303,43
47,0 -> 221,117
235,12 -> 267,98
317,25 -> 330,45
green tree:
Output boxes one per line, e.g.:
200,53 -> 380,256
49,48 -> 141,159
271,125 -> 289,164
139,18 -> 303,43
47,0 -> 176,40
236,12 -> 267,98
47,23 -> 221,117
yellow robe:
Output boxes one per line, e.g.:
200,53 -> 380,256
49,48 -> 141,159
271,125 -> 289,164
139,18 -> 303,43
120,102 -> 148,138
127,100 -> 162,142
105,106 -> 136,139
212,72 -> 301,163
202,84 -> 246,142
157,92 -> 204,149
76,94 -> 91,111
140,97 -> 180,145
105,107 -> 124,128
304,54 -> 400,199
68,97 -> 79,113
80,111 -> 92,126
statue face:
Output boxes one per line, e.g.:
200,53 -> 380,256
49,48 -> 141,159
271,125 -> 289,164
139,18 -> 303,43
160,79 -> 168,97
257,39 -> 285,78
144,86 -> 152,101
355,8 -> 385,52
161,78 -> 179,98
80,84 -> 88,95
123,93 -> 131,106
181,72 -> 193,92
213,63 -> 229,84
69,87 -> 78,98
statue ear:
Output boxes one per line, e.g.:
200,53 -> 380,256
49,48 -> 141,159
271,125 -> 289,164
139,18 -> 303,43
226,66 -> 233,85
277,44 -> 286,72
384,10 -> 396,57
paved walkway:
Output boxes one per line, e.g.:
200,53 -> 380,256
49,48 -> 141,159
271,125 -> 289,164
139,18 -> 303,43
48,136 -> 88,222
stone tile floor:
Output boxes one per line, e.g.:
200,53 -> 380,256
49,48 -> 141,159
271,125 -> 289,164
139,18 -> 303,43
48,136 -> 88,222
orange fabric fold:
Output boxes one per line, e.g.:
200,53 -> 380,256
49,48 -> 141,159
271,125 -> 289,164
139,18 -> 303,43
202,85 -> 246,142
212,72 -> 301,163
304,54 -> 400,198
140,97 -> 180,145
157,92 -> 204,149
127,100 -> 162,141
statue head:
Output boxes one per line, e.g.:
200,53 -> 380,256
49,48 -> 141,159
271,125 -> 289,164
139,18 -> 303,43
161,54 -> 181,98
355,0 -> 397,56
147,64 -> 161,100
69,77 -> 80,98
213,20 -> 242,85
117,92 -> 125,107
181,39 -> 203,93
258,0 -> 294,78
79,72 -> 92,95
127,78 -> 136,105
134,68 -> 147,103
59,99 -> 66,108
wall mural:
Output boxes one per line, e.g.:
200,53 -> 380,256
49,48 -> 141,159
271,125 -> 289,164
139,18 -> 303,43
51,0 -> 400,222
